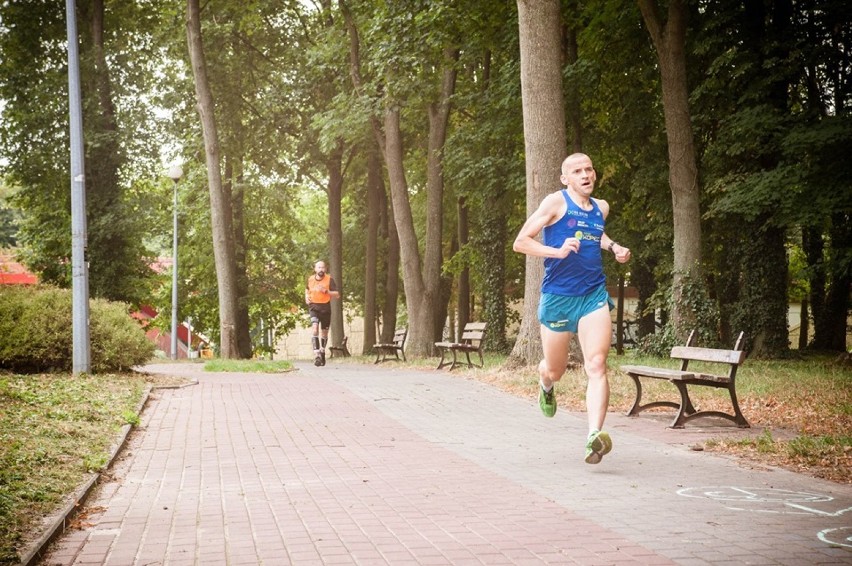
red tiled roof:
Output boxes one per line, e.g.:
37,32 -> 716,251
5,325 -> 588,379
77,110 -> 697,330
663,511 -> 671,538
0,252 -> 38,285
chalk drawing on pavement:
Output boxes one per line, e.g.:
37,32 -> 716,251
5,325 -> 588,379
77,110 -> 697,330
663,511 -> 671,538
678,486 -> 852,549
676,486 -> 846,514
818,527 -> 852,548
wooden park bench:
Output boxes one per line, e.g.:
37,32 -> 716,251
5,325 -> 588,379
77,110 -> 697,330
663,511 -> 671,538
373,327 -> 407,364
620,330 -> 750,429
329,336 -> 351,358
435,322 -> 487,370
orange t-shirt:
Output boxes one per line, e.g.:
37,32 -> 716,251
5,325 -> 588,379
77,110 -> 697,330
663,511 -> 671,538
306,274 -> 335,304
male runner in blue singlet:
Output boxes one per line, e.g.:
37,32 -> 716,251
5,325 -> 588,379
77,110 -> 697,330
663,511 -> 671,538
513,153 -> 631,464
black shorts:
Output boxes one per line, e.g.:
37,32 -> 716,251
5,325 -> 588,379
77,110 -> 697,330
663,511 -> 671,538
309,303 -> 331,329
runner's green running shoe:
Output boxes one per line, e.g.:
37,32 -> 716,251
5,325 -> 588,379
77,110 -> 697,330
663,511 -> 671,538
584,430 -> 612,464
539,385 -> 557,417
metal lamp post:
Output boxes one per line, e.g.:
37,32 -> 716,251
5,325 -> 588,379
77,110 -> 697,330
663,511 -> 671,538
167,165 -> 183,359
67,0 -> 91,374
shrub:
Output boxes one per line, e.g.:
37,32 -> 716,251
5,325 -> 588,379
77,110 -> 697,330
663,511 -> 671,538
0,286 -> 154,373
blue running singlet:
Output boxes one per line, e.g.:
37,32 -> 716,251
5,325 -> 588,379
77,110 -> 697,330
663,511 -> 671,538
541,190 -> 606,297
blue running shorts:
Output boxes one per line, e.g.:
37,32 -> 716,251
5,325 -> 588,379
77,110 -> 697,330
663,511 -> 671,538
538,284 -> 614,333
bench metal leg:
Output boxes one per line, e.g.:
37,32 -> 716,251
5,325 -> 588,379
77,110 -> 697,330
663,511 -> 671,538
669,382 -> 749,428
436,348 -> 451,370
626,375 -> 681,417
374,347 -> 389,364
728,385 -> 750,427
670,381 -> 694,428
461,349 -> 484,369
436,348 -> 460,370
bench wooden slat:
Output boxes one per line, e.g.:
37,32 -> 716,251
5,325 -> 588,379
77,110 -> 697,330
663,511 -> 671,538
670,346 -> 745,365
622,365 -> 730,384
688,373 -> 731,384
621,365 -> 694,380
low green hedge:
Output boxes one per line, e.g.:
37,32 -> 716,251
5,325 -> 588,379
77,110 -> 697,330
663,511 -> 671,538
0,286 -> 154,373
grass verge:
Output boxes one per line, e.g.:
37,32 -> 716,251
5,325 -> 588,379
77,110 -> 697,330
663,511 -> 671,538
0,372 -> 149,565
203,359 -> 294,373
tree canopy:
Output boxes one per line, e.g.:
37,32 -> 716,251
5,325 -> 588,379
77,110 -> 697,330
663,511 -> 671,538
0,0 -> 848,359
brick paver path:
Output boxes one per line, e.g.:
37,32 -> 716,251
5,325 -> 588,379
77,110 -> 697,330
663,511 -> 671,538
43,361 -> 851,565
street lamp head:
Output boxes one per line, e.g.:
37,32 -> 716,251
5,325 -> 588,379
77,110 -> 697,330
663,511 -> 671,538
167,165 -> 183,182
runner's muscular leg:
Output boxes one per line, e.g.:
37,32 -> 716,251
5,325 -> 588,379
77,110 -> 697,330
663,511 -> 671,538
577,306 -> 612,432
538,325 -> 573,388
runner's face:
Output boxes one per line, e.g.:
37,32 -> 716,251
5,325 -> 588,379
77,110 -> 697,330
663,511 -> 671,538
561,156 -> 596,196
314,263 -> 326,277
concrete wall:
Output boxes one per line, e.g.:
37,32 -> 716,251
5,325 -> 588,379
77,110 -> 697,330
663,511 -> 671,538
275,315 -> 368,360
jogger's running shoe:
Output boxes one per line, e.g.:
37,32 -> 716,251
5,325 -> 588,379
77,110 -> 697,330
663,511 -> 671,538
539,385 -> 557,417
584,430 -> 612,464
314,352 -> 323,366
319,350 -> 326,366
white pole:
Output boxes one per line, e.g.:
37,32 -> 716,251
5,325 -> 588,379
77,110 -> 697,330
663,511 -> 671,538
167,166 -> 183,360
67,0 -> 90,374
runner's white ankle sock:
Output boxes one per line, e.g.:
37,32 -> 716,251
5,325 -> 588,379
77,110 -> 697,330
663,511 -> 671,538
540,380 -> 553,393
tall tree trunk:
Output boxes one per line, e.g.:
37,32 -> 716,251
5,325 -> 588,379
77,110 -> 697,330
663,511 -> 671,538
480,199 -> 510,353
712,224 -> 741,346
731,220 -> 789,357
438,234 -> 455,341
380,184 -> 400,343
456,197 -> 470,339
186,0 -> 243,358
728,0 -> 793,358
341,0 -> 399,344
563,13 -> 582,153
803,225 -> 829,348
825,213 -> 851,351
798,298 -> 809,350
227,37 -> 254,358
362,140 -> 381,353
509,0 -> 567,367
380,48 -> 458,358
424,48 -> 459,346
637,0 -> 705,343
224,155 -> 253,357
632,260 -> 658,339
382,107 -> 432,355
477,50 -> 510,353
79,0 -> 135,303
327,142 -> 345,350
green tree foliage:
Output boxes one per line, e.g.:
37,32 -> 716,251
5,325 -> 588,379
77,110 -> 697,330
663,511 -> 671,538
0,182 -> 19,247
696,0 -> 852,355
0,1 -> 164,305
444,5 -> 525,353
